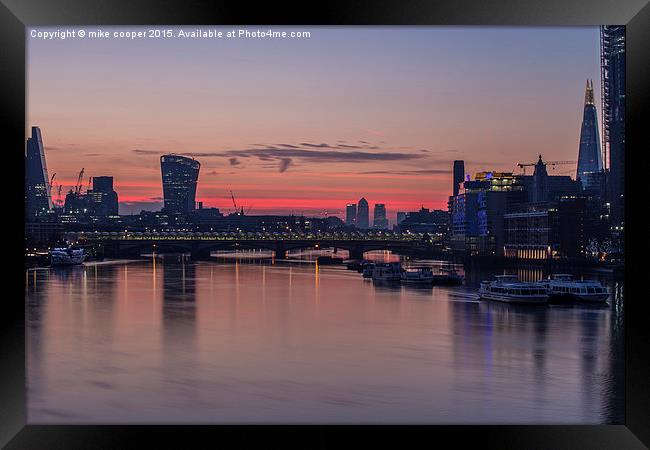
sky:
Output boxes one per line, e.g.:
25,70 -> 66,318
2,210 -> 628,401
27,26 -> 602,221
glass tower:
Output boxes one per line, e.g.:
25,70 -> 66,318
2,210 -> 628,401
373,203 -> 388,229
160,155 -> 200,213
345,203 -> 357,225
576,79 -> 602,189
600,25 -> 625,225
25,126 -> 53,218
357,198 -> 369,229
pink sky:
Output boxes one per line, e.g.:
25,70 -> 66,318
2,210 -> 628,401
27,26 -> 601,220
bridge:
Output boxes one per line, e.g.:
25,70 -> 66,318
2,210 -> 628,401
71,230 -> 443,260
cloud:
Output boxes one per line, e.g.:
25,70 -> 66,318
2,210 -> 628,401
278,158 -> 292,173
132,140 -> 425,173
133,149 -> 161,155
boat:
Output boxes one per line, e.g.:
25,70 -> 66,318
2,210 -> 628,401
401,267 -> 434,285
432,267 -> 464,285
316,255 -> 343,265
361,262 -> 375,278
371,262 -> 403,282
478,275 -> 548,304
49,246 -> 85,266
542,274 -> 610,303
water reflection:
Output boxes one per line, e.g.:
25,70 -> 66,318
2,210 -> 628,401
26,256 -> 624,424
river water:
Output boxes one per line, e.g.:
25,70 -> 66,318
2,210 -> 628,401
26,250 -> 624,424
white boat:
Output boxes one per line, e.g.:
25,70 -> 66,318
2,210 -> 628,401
49,247 -> 85,266
371,262 -> 402,282
478,275 -> 548,304
542,274 -> 610,303
401,267 -> 434,285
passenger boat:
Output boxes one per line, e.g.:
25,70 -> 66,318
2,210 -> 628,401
432,267 -> 464,285
49,246 -> 85,266
361,262 -> 375,278
401,267 -> 434,285
542,274 -> 609,303
371,262 -> 402,282
478,275 -> 548,304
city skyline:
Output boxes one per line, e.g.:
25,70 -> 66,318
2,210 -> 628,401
27,26 -> 603,218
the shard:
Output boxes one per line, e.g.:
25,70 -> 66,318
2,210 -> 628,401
576,79 -> 602,189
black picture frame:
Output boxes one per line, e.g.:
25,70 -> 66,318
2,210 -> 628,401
2,0 -> 648,448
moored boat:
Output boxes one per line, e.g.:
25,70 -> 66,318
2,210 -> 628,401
49,246 -> 85,266
371,262 -> 402,282
401,267 -> 434,285
542,274 -> 609,303
478,275 -> 548,304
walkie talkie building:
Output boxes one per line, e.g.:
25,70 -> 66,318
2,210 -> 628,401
160,154 -> 200,213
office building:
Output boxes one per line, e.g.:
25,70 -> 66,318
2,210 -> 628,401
345,203 -> 357,226
601,25 -> 625,226
357,197 -> 369,229
576,80 -> 603,190
160,155 -> 200,213
453,160 -> 465,197
373,203 -> 388,229
504,197 -> 586,260
396,211 -> 407,225
85,176 -> 119,216
25,126 -> 53,218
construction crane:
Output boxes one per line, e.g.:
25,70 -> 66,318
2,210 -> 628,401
56,185 -> 63,207
74,168 -> 85,194
516,156 -> 576,175
49,173 -> 56,189
229,190 -> 244,215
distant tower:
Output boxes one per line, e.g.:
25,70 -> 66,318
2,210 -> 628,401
160,155 -> 200,213
373,203 -> 388,229
25,126 -> 53,218
601,25 -> 625,226
532,154 -> 548,203
576,79 -> 602,189
453,160 -> 465,197
357,198 -> 369,229
345,203 -> 357,225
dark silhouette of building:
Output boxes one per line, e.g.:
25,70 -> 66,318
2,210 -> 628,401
398,207 -> 448,234
451,171 -> 526,256
25,126 -> 53,218
576,79 -> 603,189
517,155 -> 581,204
357,197 -> 369,229
453,160 -> 465,197
85,176 -> 119,216
601,26 -> 625,227
345,203 -> 357,226
504,197 -> 586,260
373,203 -> 388,229
161,155 -> 200,214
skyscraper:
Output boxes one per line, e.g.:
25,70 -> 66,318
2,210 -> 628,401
601,25 -> 625,226
453,160 -> 465,197
345,203 -> 357,225
86,176 -> 119,216
25,126 -> 53,218
576,79 -> 602,189
373,203 -> 388,229
160,155 -> 200,213
357,198 -> 369,229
